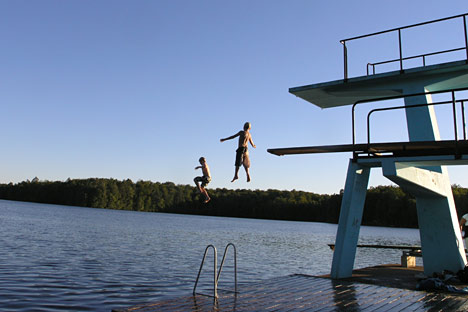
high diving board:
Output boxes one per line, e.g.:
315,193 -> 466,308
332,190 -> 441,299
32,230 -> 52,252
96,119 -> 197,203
268,139 -> 468,158
290,60 -> 468,108
276,13 -> 468,281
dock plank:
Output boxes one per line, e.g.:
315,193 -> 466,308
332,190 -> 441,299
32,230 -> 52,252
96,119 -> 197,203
113,274 -> 468,312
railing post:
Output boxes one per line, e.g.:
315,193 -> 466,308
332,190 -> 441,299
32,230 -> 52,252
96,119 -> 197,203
366,63 -> 376,75
367,111 -> 371,147
352,103 -> 357,146
453,91 -> 459,142
398,29 -> 403,72
213,247 -> 217,298
341,40 -> 348,81
464,15 -> 468,62
352,103 -> 356,160
462,100 -> 467,140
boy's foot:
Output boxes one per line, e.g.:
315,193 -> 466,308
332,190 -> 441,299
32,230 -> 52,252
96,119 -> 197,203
247,177 -> 251,182
204,198 -> 211,204
231,176 -> 238,182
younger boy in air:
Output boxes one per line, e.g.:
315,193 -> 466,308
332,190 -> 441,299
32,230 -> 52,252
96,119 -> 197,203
220,122 -> 256,182
194,157 -> 211,203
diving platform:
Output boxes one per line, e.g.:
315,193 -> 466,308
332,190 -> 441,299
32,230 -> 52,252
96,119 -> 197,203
290,60 -> 468,109
269,13 -> 468,280
269,139 -> 468,159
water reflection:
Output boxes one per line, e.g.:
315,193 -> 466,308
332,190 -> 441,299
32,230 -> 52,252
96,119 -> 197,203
331,280 -> 360,311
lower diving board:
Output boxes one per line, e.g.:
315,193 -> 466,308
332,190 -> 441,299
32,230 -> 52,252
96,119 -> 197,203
268,139 -> 468,158
328,244 -> 422,268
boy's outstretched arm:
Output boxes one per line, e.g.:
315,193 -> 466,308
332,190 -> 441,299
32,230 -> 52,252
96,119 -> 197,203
249,136 -> 256,148
220,131 -> 241,142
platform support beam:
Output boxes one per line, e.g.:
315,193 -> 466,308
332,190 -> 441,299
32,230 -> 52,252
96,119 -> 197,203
331,87 -> 466,279
331,160 -> 370,279
393,89 -> 465,275
382,161 -> 466,274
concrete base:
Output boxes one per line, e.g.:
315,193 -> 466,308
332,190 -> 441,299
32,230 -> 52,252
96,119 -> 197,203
401,253 -> 416,268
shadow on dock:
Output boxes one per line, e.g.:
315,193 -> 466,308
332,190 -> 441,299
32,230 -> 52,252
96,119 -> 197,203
321,264 -> 427,291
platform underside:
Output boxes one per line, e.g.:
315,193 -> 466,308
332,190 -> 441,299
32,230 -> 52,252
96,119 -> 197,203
289,60 -> 468,108
268,139 -> 468,160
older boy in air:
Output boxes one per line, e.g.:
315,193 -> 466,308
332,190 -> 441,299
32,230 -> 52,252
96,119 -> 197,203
220,122 -> 256,182
194,157 -> 211,203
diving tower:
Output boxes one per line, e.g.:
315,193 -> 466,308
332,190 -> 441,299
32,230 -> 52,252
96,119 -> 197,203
269,13 -> 468,279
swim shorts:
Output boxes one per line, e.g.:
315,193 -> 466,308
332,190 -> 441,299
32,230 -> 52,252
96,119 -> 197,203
194,176 -> 211,187
235,146 -> 247,167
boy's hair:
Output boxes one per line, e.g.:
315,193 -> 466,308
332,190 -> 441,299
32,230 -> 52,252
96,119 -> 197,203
199,157 -> 206,163
243,122 -> 251,130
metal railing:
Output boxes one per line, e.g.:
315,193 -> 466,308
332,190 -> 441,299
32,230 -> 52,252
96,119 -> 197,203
366,96 -> 468,146
341,13 -> 468,80
367,47 -> 467,76
193,243 -> 237,298
351,87 -> 468,147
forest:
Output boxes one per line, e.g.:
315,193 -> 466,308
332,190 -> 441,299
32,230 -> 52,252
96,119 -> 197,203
1,177 -> 468,228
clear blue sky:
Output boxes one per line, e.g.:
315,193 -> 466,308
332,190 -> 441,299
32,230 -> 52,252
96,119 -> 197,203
1,1 -> 468,194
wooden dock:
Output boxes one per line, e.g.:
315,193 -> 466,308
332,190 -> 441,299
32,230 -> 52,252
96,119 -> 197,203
113,266 -> 468,312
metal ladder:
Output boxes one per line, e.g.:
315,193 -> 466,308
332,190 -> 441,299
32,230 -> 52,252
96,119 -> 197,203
193,243 -> 237,298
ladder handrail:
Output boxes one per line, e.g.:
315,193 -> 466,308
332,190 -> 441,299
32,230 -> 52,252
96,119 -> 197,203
217,243 -> 237,294
193,243 -> 238,298
193,244 -> 217,298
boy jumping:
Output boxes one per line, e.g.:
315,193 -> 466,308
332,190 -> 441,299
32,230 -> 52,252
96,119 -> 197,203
194,157 -> 211,203
220,122 -> 256,182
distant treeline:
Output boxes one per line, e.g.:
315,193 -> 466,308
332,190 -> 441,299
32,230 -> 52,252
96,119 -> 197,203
1,178 -> 468,228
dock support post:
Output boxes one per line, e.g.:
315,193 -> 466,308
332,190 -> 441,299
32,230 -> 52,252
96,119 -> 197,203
331,160 -> 370,279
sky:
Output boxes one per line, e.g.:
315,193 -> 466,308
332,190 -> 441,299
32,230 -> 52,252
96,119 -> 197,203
1,1 -> 468,195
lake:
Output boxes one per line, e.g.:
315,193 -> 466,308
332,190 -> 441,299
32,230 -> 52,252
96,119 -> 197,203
0,200 -> 421,311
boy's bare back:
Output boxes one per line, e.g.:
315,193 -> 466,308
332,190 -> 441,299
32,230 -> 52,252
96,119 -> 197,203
201,162 -> 211,178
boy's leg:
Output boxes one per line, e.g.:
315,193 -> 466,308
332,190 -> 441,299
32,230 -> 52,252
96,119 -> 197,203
243,152 -> 251,182
244,166 -> 251,182
231,166 -> 240,182
201,186 -> 210,203
194,177 -> 202,192
243,154 -> 251,182
232,148 -> 244,182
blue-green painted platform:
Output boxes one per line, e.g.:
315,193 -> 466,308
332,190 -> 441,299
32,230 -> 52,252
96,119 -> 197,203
290,60 -> 468,108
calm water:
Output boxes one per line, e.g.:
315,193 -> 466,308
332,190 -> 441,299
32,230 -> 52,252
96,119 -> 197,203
0,200 -> 421,311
